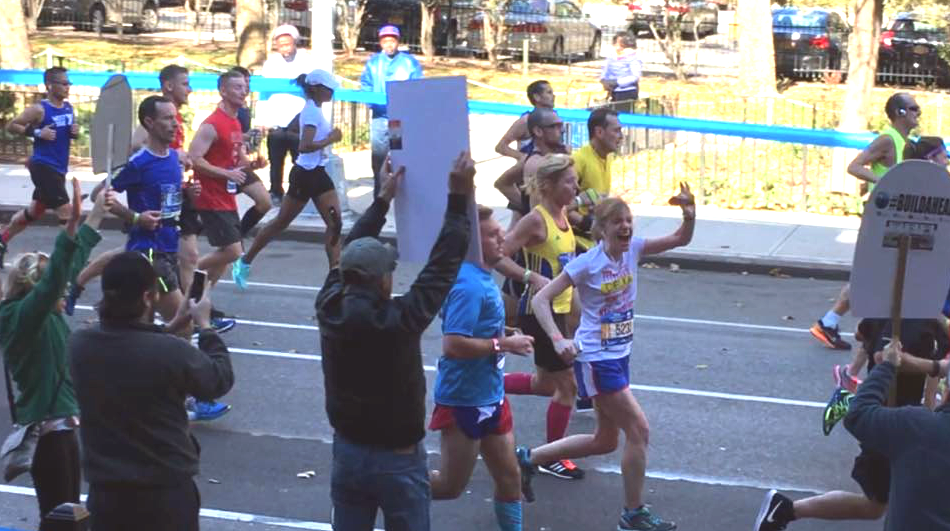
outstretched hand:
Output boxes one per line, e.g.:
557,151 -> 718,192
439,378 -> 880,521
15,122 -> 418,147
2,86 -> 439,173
378,155 -> 405,203
448,151 -> 476,195
669,182 -> 695,219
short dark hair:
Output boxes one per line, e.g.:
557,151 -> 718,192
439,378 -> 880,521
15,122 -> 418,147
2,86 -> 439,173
138,95 -> 172,127
217,70 -> 245,90
613,32 -> 635,50
885,92 -> 912,120
230,66 -> 251,79
588,108 -> 618,138
904,136 -> 947,161
526,80 -> 550,106
98,252 -> 158,323
43,67 -> 67,86
159,64 -> 189,85
477,204 -> 493,221
527,108 -> 555,139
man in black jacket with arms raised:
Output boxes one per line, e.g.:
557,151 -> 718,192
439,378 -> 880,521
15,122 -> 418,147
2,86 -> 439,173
316,151 -> 475,531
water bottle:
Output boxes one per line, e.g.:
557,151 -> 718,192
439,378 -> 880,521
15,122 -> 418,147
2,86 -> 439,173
227,179 -> 238,194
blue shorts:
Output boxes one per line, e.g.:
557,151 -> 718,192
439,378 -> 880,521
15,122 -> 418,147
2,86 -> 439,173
429,398 -> 513,440
574,356 -> 630,399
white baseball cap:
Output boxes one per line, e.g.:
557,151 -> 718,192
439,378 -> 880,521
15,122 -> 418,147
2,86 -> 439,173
304,69 -> 339,90
273,24 -> 300,41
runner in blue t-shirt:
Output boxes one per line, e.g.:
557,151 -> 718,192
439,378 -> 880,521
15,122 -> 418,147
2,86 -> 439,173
428,206 -> 534,531
91,96 -> 191,336
1,67 -> 80,266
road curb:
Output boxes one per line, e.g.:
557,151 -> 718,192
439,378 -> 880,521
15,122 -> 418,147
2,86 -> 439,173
0,205 -> 850,280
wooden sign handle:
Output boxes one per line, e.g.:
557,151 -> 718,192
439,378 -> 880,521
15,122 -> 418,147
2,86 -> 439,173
887,234 -> 910,406
105,124 -> 115,190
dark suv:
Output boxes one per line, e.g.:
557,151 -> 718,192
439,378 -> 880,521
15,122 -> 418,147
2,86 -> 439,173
877,13 -> 950,87
772,7 -> 850,79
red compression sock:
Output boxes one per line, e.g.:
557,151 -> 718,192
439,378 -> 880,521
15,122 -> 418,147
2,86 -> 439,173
546,400 -> 573,442
504,373 -> 533,395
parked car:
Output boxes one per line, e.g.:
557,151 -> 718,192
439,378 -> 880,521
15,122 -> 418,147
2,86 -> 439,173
455,0 -> 601,60
628,0 -> 718,39
772,7 -> 850,79
38,0 -> 160,33
188,0 -> 232,13
877,13 -> 950,87
293,0 -> 452,51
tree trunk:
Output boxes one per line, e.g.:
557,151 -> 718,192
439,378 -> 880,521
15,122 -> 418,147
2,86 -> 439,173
831,0 -> 883,195
1,1 -> 33,69
23,0 -> 45,31
482,0 -> 507,68
236,0 -> 267,69
419,1 -> 437,61
337,0 -> 367,58
839,0 -> 883,132
736,0 -> 776,95
650,2 -> 687,81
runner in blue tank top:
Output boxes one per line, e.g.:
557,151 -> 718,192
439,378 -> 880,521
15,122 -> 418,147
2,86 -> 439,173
2,67 -> 79,266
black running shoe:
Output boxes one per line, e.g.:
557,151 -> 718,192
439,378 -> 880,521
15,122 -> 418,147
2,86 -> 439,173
809,320 -> 851,350
575,396 -> 594,413
538,459 -> 584,480
753,489 -> 794,531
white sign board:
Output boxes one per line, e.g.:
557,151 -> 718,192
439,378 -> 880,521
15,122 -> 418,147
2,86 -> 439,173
91,74 -> 132,175
851,160 -> 950,318
389,76 -> 482,264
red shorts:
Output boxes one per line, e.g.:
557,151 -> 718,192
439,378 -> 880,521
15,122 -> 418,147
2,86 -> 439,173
428,397 -> 513,440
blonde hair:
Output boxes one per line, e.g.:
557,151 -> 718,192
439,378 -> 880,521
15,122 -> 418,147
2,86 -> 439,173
4,252 -> 49,301
524,153 -> 573,198
592,197 -> 632,242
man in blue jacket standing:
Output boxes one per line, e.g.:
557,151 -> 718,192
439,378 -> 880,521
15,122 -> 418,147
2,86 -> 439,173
360,25 -> 423,197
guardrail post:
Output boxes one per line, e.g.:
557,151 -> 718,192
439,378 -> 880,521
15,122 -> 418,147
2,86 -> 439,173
698,133 -> 706,206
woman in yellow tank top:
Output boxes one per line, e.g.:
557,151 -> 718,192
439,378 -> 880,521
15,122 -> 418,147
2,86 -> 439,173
495,153 -> 586,480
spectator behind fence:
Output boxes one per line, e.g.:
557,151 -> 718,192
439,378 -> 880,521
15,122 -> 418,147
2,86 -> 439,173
316,152 -> 475,530
360,25 -> 423,198
600,33 -> 641,105
0,181 -> 108,524
259,24 -> 314,205
70,252 -> 234,531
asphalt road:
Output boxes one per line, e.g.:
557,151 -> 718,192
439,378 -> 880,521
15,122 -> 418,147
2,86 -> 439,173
0,225 -> 875,531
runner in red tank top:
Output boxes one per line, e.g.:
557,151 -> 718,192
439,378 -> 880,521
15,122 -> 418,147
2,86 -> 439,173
188,70 -> 265,309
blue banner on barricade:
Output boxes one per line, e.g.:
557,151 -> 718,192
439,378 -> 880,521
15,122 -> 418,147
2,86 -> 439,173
0,69 -> 878,150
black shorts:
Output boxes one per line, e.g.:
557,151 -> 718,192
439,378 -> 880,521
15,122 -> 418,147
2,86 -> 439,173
197,210 -> 241,248
287,164 -> 335,203
851,445 -> 889,504
144,250 -> 180,294
519,312 -> 571,372
179,193 -> 202,237
858,318 -> 947,406
28,161 -> 70,209
237,168 -> 262,193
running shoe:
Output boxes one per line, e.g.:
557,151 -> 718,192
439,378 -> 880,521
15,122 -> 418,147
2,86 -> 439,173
809,320 -> 851,350
539,459 -> 584,480
212,317 -> 236,334
515,445 -> 535,503
232,257 -> 251,290
187,399 -> 231,421
64,283 -> 84,316
822,387 -> 853,436
832,364 -> 861,394
576,396 -> 594,413
753,489 -> 794,531
618,506 -> 676,531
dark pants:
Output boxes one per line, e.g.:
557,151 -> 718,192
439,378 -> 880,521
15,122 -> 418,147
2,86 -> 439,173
266,128 -> 299,197
30,430 -> 81,521
331,433 -> 430,531
370,117 -> 390,199
88,479 -> 200,531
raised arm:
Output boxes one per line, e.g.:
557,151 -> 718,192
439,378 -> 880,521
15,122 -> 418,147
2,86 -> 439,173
495,116 -> 528,160
847,135 -> 894,184
642,182 -> 695,256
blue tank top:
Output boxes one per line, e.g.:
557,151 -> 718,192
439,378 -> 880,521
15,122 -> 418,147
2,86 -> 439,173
31,100 -> 74,175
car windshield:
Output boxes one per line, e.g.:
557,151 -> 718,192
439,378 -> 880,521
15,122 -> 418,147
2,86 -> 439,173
893,18 -> 949,42
509,0 -> 546,13
772,11 -> 827,29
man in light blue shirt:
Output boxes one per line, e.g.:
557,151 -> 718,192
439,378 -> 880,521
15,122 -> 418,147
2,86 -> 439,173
600,33 -> 641,104
359,25 -> 423,197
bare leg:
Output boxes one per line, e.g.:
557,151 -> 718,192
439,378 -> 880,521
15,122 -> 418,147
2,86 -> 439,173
243,196 -> 306,265
430,424 -> 480,500
75,247 -> 124,288
848,346 -> 868,378
793,491 -> 886,521
479,430 -> 522,503
198,242 -> 242,286
178,234 -> 199,296
314,189 -> 343,268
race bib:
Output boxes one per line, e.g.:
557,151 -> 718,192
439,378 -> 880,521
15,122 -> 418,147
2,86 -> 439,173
600,309 -> 634,347
160,184 -> 182,220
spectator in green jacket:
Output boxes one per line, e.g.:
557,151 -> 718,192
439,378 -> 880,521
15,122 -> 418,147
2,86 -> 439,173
0,180 -> 111,522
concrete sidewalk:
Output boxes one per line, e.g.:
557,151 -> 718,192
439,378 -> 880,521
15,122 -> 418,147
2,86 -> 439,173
0,150 -> 858,279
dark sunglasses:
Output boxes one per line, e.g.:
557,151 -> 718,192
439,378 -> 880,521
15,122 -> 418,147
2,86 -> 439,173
907,105 -> 921,113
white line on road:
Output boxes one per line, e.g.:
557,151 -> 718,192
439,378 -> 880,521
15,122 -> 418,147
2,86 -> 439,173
72,306 -> 826,408
0,485 -> 380,531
